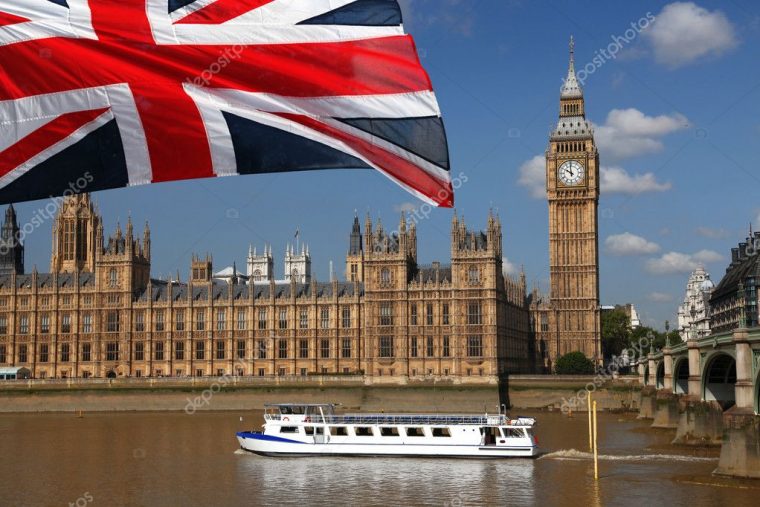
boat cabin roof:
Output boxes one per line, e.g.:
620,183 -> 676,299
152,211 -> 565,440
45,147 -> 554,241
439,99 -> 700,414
264,403 -> 336,409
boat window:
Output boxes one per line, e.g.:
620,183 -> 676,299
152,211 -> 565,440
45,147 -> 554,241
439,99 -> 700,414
279,426 -> 298,434
481,427 -> 499,445
305,426 -> 323,435
380,427 -> 399,437
331,426 -> 348,436
503,428 -> 524,438
406,427 -> 425,437
432,427 -> 451,437
354,426 -> 374,437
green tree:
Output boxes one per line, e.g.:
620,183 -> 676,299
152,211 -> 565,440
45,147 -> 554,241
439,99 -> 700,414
602,309 -> 631,359
555,351 -> 595,375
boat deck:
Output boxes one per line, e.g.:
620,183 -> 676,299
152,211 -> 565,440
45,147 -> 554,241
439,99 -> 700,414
267,413 -> 533,426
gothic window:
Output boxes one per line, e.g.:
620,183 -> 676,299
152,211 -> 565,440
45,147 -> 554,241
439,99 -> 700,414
216,340 -> 225,359
39,344 -> 49,363
108,268 -> 118,288
62,220 -> 75,261
410,304 -> 418,325
426,336 -> 434,357
19,315 -> 29,334
467,336 -> 483,357
442,304 -> 450,325
410,336 -> 418,357
258,340 -> 267,359
467,266 -> 480,284
258,309 -> 267,330
107,311 -> 119,332
175,310 -> 185,331
40,314 -> 50,334
426,304 -> 434,325
61,343 -> 70,362
76,218 -> 87,262
379,336 -> 394,358
379,303 -> 393,326
195,310 -> 205,331
216,309 -> 225,331
467,302 -> 482,325
81,343 -> 91,362
18,344 -> 27,362
1,344 -> 10,363
195,341 -> 205,360
320,308 -> 330,329
61,313 -> 71,334
237,340 -> 246,359
380,268 -> 391,284
278,339 -> 288,359
135,311 -> 145,332
0,316 -> 6,334
155,311 -> 165,332
253,269 -> 262,281
299,310 -> 308,329
237,310 -> 246,330
341,338 -> 351,358
135,342 -> 144,361
175,342 -> 185,360
278,309 -> 288,329
442,336 -> 450,357
106,342 -> 119,361
350,264 -> 358,281
320,339 -> 330,358
342,307 -> 351,328
299,339 -> 308,359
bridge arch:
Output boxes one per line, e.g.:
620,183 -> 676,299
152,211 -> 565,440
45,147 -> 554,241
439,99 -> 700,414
673,357 -> 689,394
702,352 -> 736,410
655,361 -> 665,390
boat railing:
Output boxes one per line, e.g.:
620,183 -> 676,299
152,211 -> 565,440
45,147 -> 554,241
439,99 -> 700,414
265,413 -> 533,426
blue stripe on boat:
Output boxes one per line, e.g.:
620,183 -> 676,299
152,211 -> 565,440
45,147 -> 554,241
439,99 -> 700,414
236,432 -> 305,444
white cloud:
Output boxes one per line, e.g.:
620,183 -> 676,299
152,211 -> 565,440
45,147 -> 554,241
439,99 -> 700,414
648,292 -> 674,303
517,155 -> 546,199
605,233 -> 661,256
696,226 -> 730,239
502,257 -> 518,276
645,249 -> 723,274
393,202 -> 417,213
595,108 -> 689,161
643,2 -> 738,68
601,167 -> 672,194
517,156 -> 670,199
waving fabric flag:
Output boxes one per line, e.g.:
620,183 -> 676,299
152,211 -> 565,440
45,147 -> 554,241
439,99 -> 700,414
0,0 -> 453,206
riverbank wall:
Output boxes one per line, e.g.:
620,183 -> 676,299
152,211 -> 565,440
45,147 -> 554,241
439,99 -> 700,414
0,375 -> 642,413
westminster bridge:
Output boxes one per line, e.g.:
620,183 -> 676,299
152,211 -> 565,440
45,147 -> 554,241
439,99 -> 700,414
635,325 -> 760,478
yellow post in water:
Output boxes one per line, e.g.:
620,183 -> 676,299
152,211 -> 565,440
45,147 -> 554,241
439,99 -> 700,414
592,400 -> 599,480
587,391 -> 592,452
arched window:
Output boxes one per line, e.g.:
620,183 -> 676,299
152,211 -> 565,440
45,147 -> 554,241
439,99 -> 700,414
380,268 -> 391,284
109,268 -> 117,288
253,269 -> 262,281
468,266 -> 480,284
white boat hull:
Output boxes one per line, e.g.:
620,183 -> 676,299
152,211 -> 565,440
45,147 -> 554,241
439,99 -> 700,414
236,432 -> 539,459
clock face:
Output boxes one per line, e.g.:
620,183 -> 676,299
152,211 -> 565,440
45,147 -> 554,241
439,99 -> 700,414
558,160 -> 585,186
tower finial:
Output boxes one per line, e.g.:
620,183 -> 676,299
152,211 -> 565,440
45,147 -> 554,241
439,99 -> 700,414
569,35 -> 575,67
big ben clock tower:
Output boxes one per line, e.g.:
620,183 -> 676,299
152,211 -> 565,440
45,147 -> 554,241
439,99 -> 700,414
546,37 -> 601,365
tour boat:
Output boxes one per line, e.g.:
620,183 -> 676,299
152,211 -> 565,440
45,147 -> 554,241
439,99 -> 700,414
236,403 -> 539,458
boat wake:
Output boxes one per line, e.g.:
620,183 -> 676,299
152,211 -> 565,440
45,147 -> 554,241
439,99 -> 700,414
539,449 -> 716,462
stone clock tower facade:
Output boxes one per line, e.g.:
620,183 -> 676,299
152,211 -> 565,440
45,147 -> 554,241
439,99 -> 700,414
545,38 -> 601,365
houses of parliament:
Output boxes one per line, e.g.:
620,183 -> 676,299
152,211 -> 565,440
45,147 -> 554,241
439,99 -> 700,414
0,194 -> 546,381
0,40 -> 601,381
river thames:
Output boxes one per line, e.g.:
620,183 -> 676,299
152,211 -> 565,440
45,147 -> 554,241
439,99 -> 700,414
1,409 -> 757,506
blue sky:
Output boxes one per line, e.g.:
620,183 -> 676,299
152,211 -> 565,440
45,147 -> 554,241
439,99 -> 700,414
12,0 -> 760,329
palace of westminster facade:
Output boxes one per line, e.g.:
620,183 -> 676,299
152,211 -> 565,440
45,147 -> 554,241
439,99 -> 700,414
0,195 -> 543,381
0,40 -> 602,380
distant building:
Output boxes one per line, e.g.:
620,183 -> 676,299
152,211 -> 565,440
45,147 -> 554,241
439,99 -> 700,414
710,232 -> 760,334
601,304 -> 641,329
0,204 -> 23,275
677,266 -> 713,340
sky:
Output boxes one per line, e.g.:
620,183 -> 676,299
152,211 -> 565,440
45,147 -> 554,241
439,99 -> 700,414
10,0 -> 760,329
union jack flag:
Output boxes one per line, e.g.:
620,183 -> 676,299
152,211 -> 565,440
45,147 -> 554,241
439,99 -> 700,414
0,0 -> 453,206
